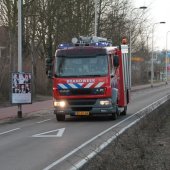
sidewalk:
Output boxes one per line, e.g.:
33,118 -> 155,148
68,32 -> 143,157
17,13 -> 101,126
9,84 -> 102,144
0,100 -> 53,120
131,81 -> 166,91
0,82 -> 167,121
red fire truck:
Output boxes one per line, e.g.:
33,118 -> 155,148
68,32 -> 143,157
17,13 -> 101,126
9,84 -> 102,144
46,36 -> 130,121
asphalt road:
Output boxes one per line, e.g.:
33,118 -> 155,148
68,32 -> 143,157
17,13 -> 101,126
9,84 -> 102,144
0,84 -> 170,170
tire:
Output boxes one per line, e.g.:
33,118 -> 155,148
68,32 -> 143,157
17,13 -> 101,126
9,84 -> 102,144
56,114 -> 65,121
116,105 -> 120,116
111,112 -> 117,120
120,106 -> 127,115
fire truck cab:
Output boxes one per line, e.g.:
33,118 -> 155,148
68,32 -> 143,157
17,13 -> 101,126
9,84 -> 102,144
46,36 -> 130,121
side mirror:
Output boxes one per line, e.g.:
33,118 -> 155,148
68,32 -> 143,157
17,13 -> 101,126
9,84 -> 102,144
113,55 -> 119,68
47,70 -> 53,79
110,73 -> 114,78
45,57 -> 53,78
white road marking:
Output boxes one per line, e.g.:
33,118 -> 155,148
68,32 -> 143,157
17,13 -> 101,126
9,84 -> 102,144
70,113 -> 145,170
36,119 -> 52,124
42,95 -> 168,170
0,128 -> 20,136
32,128 -> 65,138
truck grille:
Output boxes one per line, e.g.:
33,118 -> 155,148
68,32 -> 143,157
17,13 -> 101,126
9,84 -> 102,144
70,88 -> 92,95
59,88 -> 105,96
68,99 -> 96,106
67,99 -> 97,112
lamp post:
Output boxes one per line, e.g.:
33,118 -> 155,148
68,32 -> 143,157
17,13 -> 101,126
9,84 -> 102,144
129,6 -> 147,88
165,31 -> 170,84
151,22 -> 166,87
18,0 -> 23,118
94,0 -> 98,36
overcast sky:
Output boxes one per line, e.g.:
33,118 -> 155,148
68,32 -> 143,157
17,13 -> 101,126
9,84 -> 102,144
133,0 -> 170,50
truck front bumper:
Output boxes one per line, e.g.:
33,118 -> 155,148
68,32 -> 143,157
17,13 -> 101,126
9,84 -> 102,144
53,98 -> 117,116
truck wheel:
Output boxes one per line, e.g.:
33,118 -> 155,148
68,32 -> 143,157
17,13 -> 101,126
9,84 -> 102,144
121,106 -> 127,115
111,112 -> 117,120
56,114 -> 65,121
116,105 -> 120,116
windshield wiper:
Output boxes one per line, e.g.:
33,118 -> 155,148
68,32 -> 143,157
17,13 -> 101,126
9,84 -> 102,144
74,75 -> 105,77
57,75 -> 93,78
55,74 -> 105,78
55,74 -> 72,78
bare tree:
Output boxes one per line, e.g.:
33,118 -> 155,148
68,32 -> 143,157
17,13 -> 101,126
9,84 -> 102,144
0,0 -> 151,99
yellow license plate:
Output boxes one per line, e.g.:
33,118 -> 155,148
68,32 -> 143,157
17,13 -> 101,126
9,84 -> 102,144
75,111 -> 89,116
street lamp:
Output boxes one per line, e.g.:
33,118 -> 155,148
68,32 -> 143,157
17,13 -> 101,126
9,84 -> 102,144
165,31 -> 170,84
151,22 -> 166,87
17,0 -> 23,118
129,6 -> 147,88
94,0 -> 98,36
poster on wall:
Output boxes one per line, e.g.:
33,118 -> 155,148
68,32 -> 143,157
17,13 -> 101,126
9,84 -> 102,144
11,72 -> 32,104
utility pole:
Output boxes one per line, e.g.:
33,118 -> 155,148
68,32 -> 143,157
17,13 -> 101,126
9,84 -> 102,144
18,0 -> 23,118
165,31 -> 170,84
129,6 -> 147,88
94,0 -> 98,36
151,22 -> 166,87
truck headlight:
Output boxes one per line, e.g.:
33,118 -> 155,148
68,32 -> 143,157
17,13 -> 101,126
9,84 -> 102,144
100,100 -> 111,106
54,100 -> 66,107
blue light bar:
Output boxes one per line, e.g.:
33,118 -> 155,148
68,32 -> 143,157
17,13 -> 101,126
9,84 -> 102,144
92,42 -> 112,47
58,43 -> 72,49
58,36 -> 112,49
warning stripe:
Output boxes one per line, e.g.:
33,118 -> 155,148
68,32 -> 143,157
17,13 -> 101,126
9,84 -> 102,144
57,82 -> 104,89
84,83 -> 94,88
95,82 -> 104,88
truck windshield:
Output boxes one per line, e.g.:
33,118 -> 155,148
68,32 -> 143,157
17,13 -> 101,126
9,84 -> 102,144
55,55 -> 108,77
